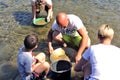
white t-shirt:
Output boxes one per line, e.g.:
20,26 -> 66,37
83,44 -> 120,80
52,14 -> 85,36
31,0 -> 52,5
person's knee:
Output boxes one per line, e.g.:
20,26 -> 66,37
36,53 -> 46,62
43,62 -> 50,74
44,62 -> 50,68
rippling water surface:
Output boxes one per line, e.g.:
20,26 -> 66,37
0,0 -> 120,79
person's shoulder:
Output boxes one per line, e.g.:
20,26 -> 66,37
67,14 -> 77,17
19,52 -> 28,57
52,20 -> 57,26
111,45 -> 120,51
68,14 -> 79,17
19,48 -> 31,57
67,14 -> 81,21
111,45 -> 120,57
89,44 -> 101,49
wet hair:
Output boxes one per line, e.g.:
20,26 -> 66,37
98,24 -> 114,40
24,34 -> 38,50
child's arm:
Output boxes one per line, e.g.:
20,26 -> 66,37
32,58 -> 40,72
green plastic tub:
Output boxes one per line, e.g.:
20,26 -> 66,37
33,18 -> 48,27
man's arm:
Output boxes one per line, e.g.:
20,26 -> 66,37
47,29 -> 54,54
74,57 -> 87,72
76,27 -> 89,63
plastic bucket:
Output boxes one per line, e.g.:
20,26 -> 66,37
50,60 -> 72,80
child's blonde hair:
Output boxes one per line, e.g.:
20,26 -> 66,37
98,24 -> 114,40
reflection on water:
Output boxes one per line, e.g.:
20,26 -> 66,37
0,0 -> 120,79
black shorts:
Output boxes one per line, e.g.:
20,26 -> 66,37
36,5 -> 49,13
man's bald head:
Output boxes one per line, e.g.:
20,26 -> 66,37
56,12 -> 69,28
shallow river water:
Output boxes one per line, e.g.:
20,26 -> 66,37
0,0 -> 120,80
